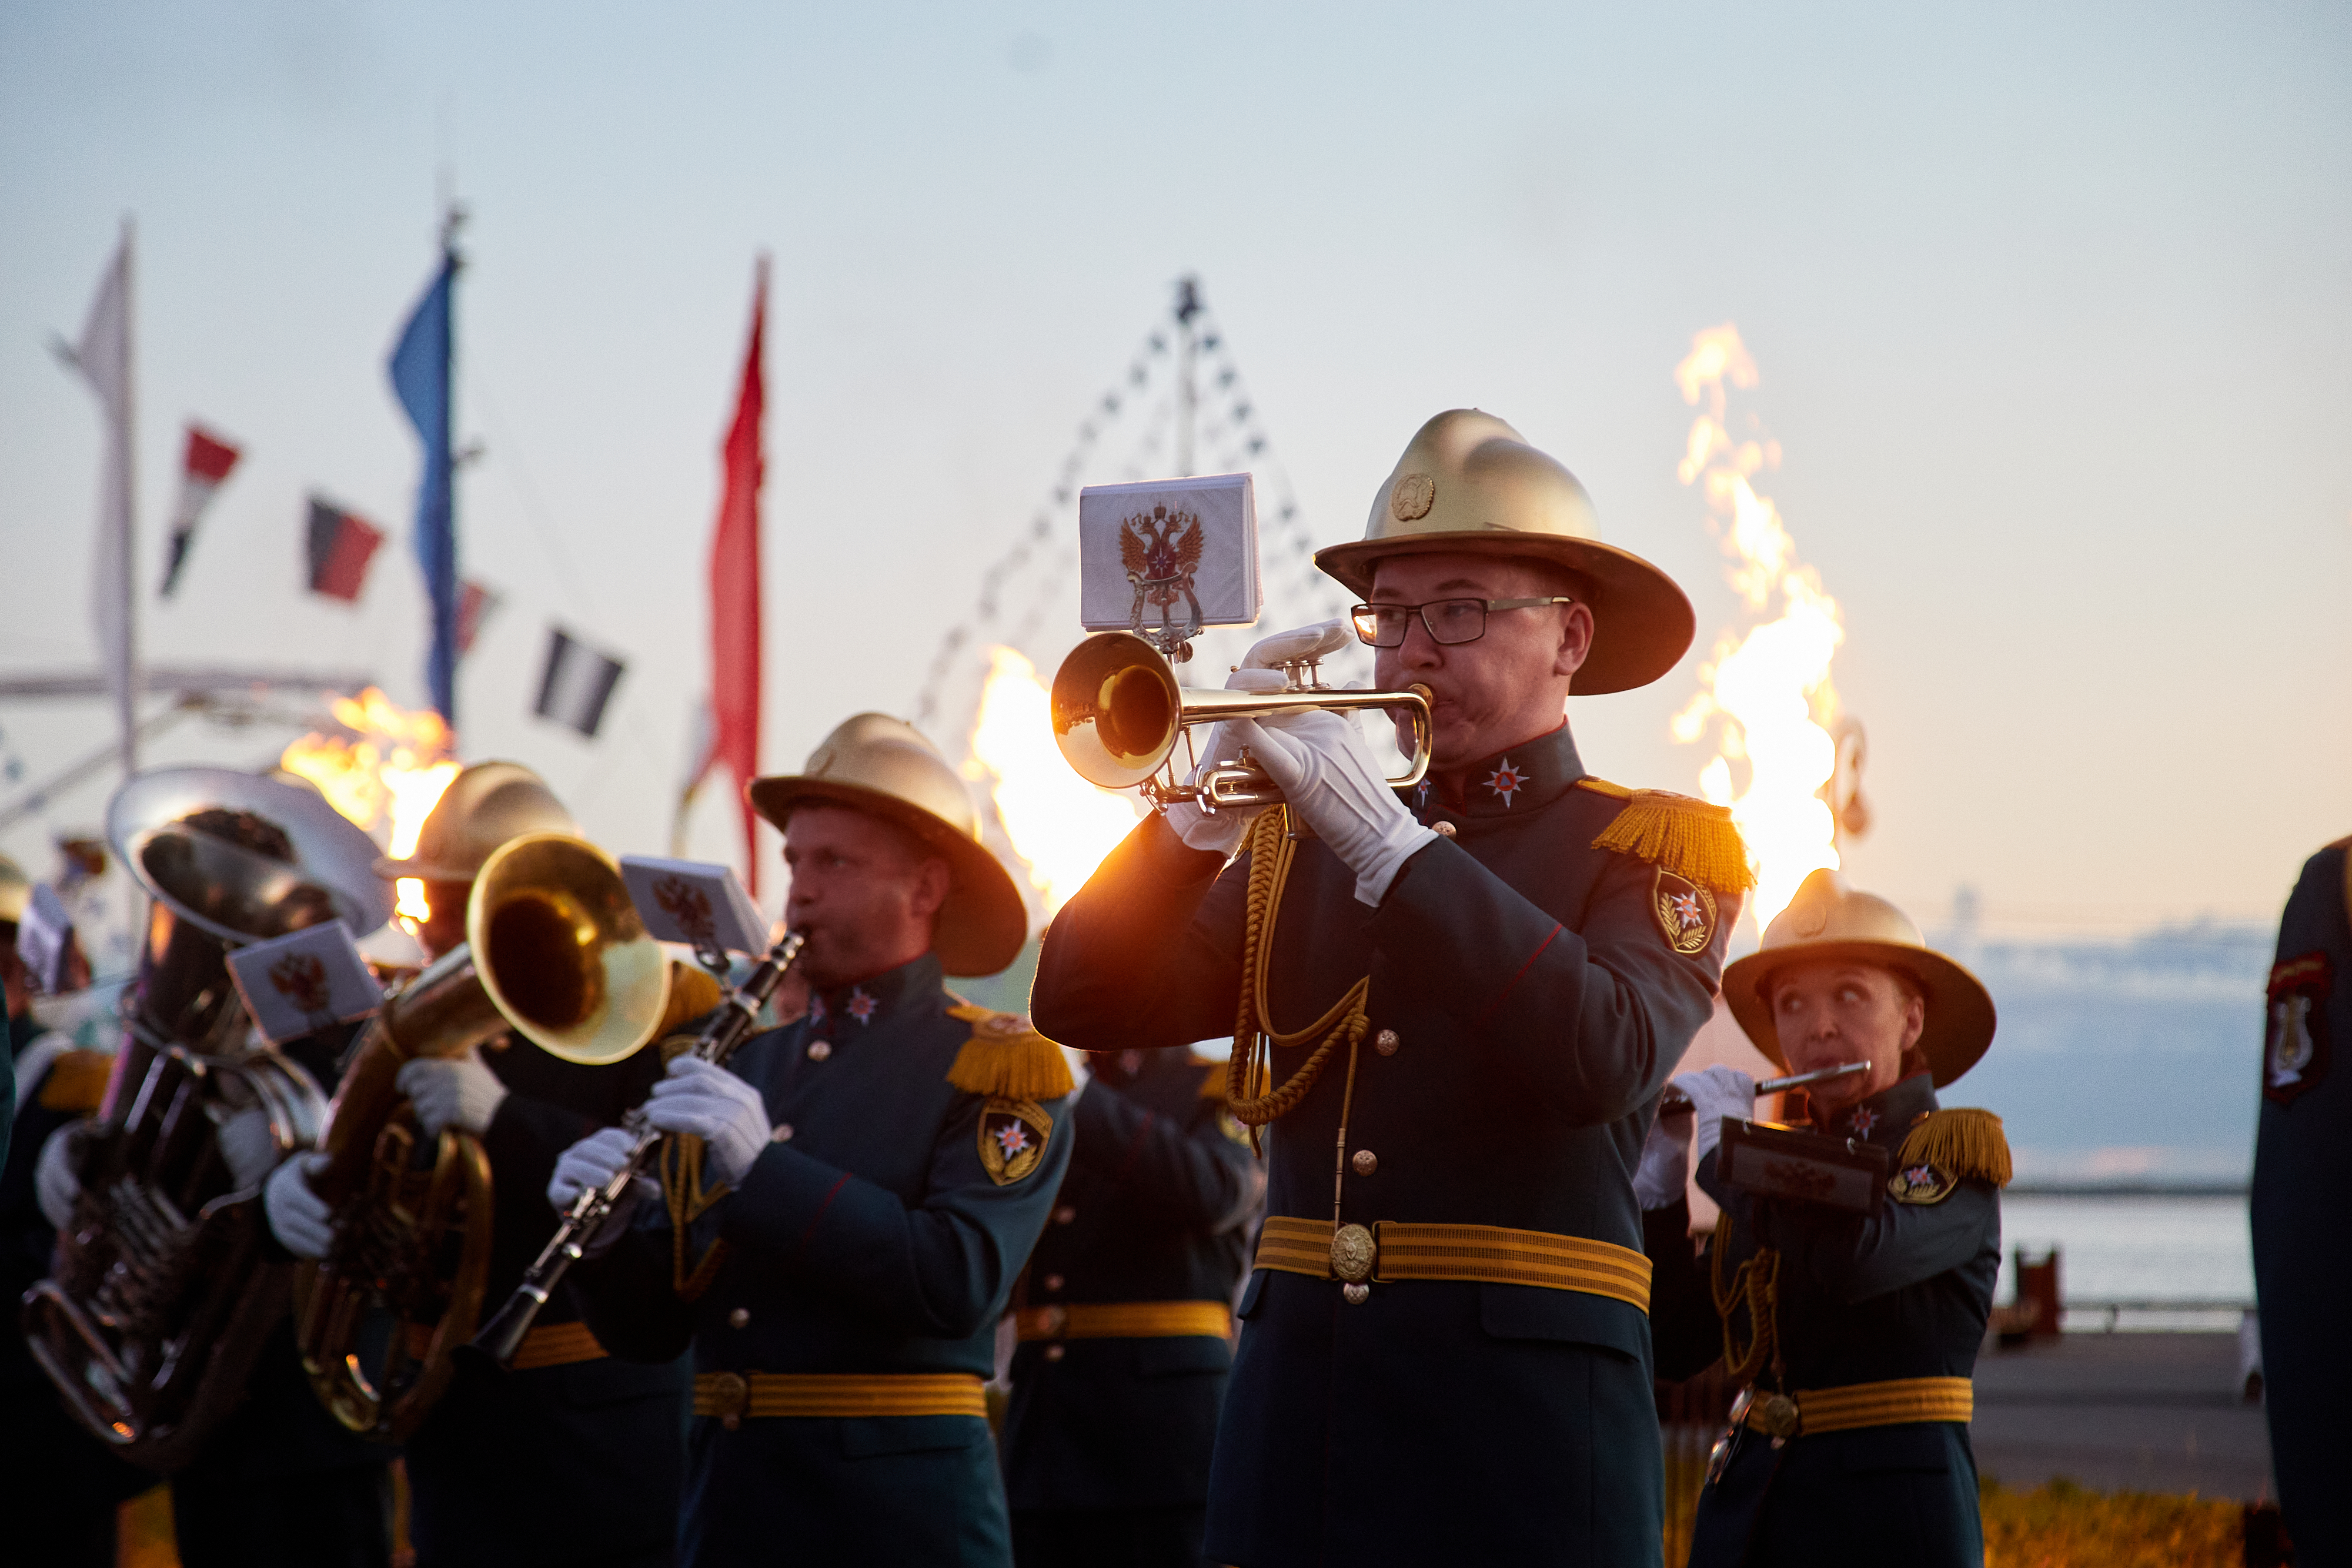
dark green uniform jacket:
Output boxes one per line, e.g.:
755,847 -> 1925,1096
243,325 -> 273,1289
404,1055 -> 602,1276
574,952 -> 1074,1568
1649,1072 -> 1999,1568
1033,725 -> 1733,1568
1000,1049 -> 1261,1528
403,1035 -> 688,1568
2252,836 -> 2352,1562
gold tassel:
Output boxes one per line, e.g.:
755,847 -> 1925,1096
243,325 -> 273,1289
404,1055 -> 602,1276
944,1004 -> 1076,1101
1578,780 -> 1756,894
1896,1108 -> 2013,1188
662,1134 -> 731,1299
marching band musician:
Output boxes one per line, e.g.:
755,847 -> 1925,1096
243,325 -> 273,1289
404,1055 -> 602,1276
264,760 -> 693,1568
1641,870 -> 2008,1567
1030,409 -> 1747,1566
1000,1043 -> 1262,1568
550,715 -> 1073,1567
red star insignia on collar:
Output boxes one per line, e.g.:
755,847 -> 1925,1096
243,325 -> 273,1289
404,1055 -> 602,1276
807,994 -> 827,1024
1482,758 -> 1526,806
1847,1105 -> 1880,1137
846,988 -> 878,1025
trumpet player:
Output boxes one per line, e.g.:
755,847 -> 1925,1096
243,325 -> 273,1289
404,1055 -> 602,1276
264,762 -> 691,1568
1030,410 -> 1748,1566
552,716 -> 1073,1568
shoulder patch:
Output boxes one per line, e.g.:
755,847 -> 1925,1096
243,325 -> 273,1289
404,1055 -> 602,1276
1893,1107 -> 2012,1190
946,1004 -> 1075,1102
2266,951 -> 2332,1106
978,1096 -> 1053,1185
1888,1159 -> 1958,1205
1652,867 -> 1719,957
39,1049 -> 113,1114
1575,779 -> 1755,895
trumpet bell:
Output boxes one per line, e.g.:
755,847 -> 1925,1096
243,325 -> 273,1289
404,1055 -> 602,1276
468,832 -> 672,1066
1051,631 -> 1186,790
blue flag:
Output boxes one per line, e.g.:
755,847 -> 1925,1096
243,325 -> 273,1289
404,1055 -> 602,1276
390,252 -> 457,724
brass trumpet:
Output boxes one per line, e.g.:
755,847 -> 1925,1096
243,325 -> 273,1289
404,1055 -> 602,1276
1049,631 -> 1435,810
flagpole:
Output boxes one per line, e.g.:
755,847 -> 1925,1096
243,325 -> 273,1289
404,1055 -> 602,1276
120,215 -> 139,777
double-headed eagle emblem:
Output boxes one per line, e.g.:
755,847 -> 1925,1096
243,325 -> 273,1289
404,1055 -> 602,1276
1120,504 -> 1205,641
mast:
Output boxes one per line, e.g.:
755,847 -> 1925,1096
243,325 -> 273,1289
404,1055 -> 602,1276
1175,275 -> 1201,477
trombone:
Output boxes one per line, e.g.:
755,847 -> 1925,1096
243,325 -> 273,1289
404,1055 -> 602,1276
1049,631 -> 1435,810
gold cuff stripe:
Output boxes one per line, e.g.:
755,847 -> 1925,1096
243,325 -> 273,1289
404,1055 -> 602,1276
1253,1216 -> 1653,1313
1743,1375 -> 1975,1436
691,1372 -> 988,1421
1014,1300 -> 1233,1341
403,1319 -> 608,1371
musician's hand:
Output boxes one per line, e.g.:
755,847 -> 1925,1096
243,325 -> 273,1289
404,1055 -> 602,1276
397,1049 -> 509,1139
1227,707 -> 1435,906
216,1105 -> 278,1192
264,1152 -> 335,1259
1633,1105 -> 1694,1211
549,1127 -> 636,1212
1672,1065 -> 1756,1169
34,1122 -> 89,1230
645,1056 -> 771,1189
1162,666 -> 1289,857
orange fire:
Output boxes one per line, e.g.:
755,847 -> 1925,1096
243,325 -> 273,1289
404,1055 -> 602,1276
279,688 -> 461,925
965,646 -> 1145,922
1669,325 -> 1846,935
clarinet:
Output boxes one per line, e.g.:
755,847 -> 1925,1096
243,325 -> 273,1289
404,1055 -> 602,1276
469,928 -> 806,1368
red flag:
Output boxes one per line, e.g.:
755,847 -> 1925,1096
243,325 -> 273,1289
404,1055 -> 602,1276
710,259 -> 767,893
306,495 -> 385,601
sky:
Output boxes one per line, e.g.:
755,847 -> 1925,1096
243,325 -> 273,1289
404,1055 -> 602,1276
2,0 -> 2347,944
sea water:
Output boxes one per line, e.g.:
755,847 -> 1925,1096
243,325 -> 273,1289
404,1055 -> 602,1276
1996,1193 -> 2253,1330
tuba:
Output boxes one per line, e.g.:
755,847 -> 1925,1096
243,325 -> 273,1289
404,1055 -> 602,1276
1050,630 -> 1436,809
21,767 -> 392,1471
291,831 -> 714,1441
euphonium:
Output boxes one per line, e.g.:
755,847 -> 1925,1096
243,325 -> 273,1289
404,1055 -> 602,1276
21,767 -> 392,1471
291,831 -> 716,1442
1049,630 -> 1435,809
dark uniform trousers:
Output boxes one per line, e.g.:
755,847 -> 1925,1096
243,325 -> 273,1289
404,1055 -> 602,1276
2253,837 -> 2352,1563
402,1036 -> 688,1568
1032,725 -> 1733,1568
1649,1072 -> 1999,1568
574,954 -> 1074,1568
1001,1050 -> 1262,1568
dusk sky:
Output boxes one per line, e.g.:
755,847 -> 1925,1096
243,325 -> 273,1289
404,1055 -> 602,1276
2,1 -> 2346,940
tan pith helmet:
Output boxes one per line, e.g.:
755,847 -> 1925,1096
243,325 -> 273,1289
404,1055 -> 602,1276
373,761 -> 579,882
747,714 -> 1026,978
1723,868 -> 1997,1088
1314,409 -> 1695,694
0,853 -> 28,924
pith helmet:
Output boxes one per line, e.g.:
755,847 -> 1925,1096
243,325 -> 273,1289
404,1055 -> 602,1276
0,853 -> 28,924
747,714 -> 1026,978
374,761 -> 578,882
1314,409 -> 1695,694
1722,868 -> 1996,1088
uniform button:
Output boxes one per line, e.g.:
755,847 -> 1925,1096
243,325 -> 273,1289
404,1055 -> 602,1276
727,1307 -> 750,1329
806,1040 -> 833,1062
1053,1205 -> 1077,1226
1044,1343 -> 1067,1362
1374,1029 -> 1401,1056
1043,1273 -> 1065,1293
770,1122 -> 794,1142
1432,820 -> 1458,838
1351,1149 -> 1378,1176
1343,1283 -> 1371,1305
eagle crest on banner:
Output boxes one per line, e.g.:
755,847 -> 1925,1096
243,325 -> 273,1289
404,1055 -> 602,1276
1121,504 -> 1206,637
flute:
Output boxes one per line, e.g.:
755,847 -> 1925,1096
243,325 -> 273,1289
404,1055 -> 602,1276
1658,1059 -> 1869,1112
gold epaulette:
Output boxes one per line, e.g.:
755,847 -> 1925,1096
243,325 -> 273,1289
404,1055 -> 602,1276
1896,1108 -> 2012,1189
39,1050 -> 113,1114
944,1005 -> 1075,1101
1574,778 -> 1755,895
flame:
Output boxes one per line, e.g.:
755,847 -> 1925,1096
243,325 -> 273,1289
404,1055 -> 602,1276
966,646 -> 1145,921
1669,325 -> 1844,935
279,688 -> 462,926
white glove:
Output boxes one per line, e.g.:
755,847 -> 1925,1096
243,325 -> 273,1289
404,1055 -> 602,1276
216,1104 -> 279,1192
1162,668 -> 1289,855
549,1126 -> 637,1212
1633,1104 -> 1693,1211
1059,1045 -> 1092,1105
396,1050 -> 509,1140
644,1055 -> 771,1189
35,1122 -> 89,1230
265,1152 -> 335,1259
1673,1065 -> 1757,1169
1227,708 -> 1436,906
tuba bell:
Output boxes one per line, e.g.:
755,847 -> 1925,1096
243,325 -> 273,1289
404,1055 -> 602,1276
1050,630 -> 1435,810
290,831 -> 715,1442
21,767 -> 393,1470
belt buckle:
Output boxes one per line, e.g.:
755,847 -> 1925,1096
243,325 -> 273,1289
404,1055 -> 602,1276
1330,1222 -> 1375,1304
708,1370 -> 750,1430
1758,1392 -> 1800,1445
1036,1305 -> 1068,1338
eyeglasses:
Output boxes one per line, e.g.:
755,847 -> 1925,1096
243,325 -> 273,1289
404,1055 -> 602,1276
1348,597 -> 1575,648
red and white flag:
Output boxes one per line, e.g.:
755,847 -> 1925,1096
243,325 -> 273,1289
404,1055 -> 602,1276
160,424 -> 242,597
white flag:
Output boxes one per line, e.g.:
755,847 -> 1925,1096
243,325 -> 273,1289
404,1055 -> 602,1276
56,225 -> 137,765
533,627 -> 627,738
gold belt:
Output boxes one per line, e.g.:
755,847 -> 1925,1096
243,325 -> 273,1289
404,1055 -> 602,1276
1254,1215 -> 1652,1313
403,1319 -> 608,1372
692,1371 -> 988,1428
1743,1376 -> 1975,1437
1015,1300 -> 1233,1341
